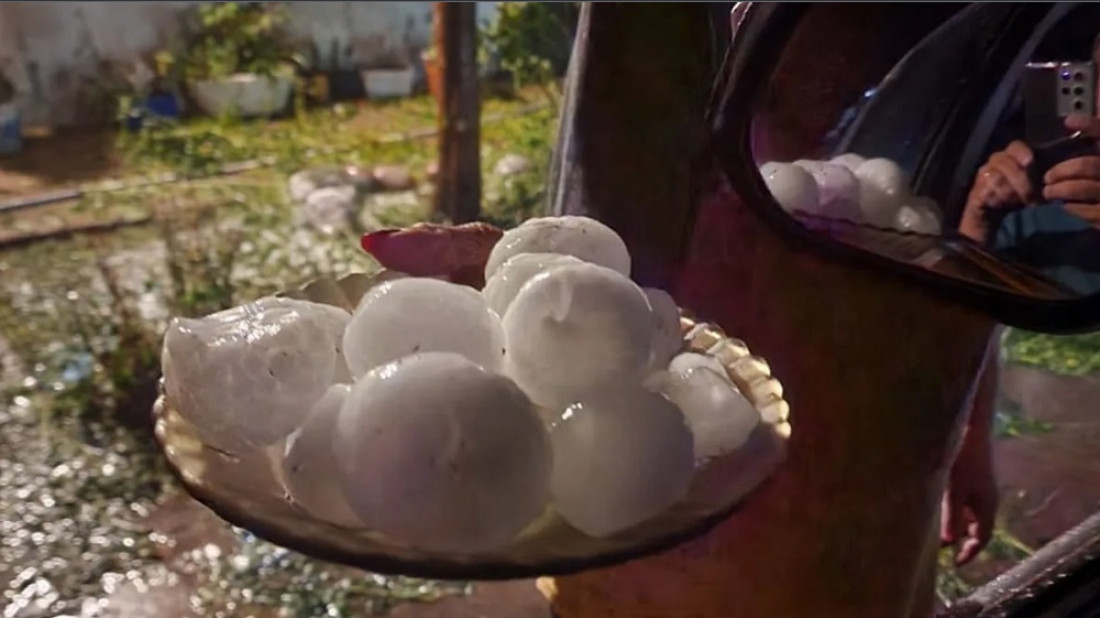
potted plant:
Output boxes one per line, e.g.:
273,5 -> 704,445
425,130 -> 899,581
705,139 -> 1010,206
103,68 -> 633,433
361,50 -> 416,100
175,2 -> 298,118
0,70 -> 20,156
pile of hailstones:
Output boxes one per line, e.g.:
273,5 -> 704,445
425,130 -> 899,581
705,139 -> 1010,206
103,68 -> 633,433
761,154 -> 944,235
162,216 -> 764,553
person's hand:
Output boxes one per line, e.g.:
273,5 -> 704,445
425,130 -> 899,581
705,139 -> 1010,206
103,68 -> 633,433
961,141 -> 1035,242
1042,114 -> 1100,226
359,221 -> 503,289
968,141 -> 1035,210
941,423 -> 998,566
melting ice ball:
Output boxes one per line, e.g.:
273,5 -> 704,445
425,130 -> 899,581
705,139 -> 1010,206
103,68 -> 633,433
482,252 -> 584,317
502,262 -> 654,408
653,367 -> 760,460
282,384 -> 362,528
894,197 -> 944,235
549,387 -> 695,537
759,162 -> 819,215
795,161 -> 863,221
334,352 -> 551,552
830,153 -> 866,172
484,216 -> 632,280
668,352 -> 731,384
342,278 -> 505,378
643,287 -> 683,370
854,158 -> 910,227
162,297 -> 350,452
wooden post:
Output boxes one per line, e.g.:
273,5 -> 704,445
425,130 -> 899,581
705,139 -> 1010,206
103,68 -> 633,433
433,2 -> 481,224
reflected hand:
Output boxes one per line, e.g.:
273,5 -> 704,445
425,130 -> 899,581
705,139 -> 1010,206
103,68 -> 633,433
941,427 -> 998,566
359,221 -> 503,289
1041,115 -> 1100,226
961,141 -> 1035,242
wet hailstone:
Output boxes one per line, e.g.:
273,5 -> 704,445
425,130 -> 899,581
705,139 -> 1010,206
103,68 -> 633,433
652,367 -> 761,460
484,215 -> 632,280
162,297 -> 351,452
481,252 -> 584,317
334,352 -> 551,552
854,157 -> 911,227
759,162 -> 819,215
643,287 -> 683,370
342,278 -> 505,379
894,197 -> 944,235
502,262 -> 655,408
549,387 -> 695,537
668,351 -> 731,383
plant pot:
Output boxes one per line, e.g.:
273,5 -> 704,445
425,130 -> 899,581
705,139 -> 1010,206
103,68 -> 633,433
327,69 -> 365,102
188,73 -> 294,118
361,67 -> 415,100
0,102 -> 22,156
423,53 -> 442,107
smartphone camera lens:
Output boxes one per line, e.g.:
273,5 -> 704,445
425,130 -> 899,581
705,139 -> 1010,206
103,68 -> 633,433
1074,85 -> 1086,96
1074,100 -> 1085,110
1075,71 -> 1087,82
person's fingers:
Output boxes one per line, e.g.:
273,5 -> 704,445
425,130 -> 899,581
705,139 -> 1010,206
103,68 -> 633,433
940,492 -> 957,546
1044,156 -> 1100,184
360,221 -> 503,288
1004,140 -> 1035,168
986,154 -> 1033,202
1064,114 -> 1100,138
972,167 -> 1021,208
955,487 -> 998,566
1043,179 -> 1100,204
1063,203 -> 1100,226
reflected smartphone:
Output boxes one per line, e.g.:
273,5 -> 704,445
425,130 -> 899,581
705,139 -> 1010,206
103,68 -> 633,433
1022,61 -> 1096,145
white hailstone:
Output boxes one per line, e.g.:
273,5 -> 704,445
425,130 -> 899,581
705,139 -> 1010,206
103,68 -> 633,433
549,387 -> 695,537
334,352 -> 551,552
643,287 -> 683,370
854,158 -> 911,227
482,252 -> 584,317
759,162 -> 819,215
668,352 -> 731,384
796,161 -> 863,222
894,196 -> 944,235
162,297 -> 350,452
484,215 -> 632,280
654,367 -> 760,460
830,153 -> 866,172
342,278 -> 505,379
502,262 -> 654,408
282,384 -> 362,528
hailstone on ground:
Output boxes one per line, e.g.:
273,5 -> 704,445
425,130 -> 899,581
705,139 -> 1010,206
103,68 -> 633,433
333,352 -> 551,552
643,287 -> 683,370
482,252 -> 584,317
162,297 -> 350,452
549,387 -> 695,537
484,215 -> 632,280
654,367 -> 760,460
854,158 -> 910,227
342,277 -> 505,378
759,162 -> 819,215
282,384 -> 362,528
502,262 -> 654,408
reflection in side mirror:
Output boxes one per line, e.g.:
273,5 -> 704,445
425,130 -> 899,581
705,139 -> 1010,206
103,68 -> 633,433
759,156 -> 944,234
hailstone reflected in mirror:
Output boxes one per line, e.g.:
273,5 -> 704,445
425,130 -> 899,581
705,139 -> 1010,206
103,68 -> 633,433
759,161 -> 820,215
342,277 -> 505,378
162,297 -> 350,452
333,352 -> 551,552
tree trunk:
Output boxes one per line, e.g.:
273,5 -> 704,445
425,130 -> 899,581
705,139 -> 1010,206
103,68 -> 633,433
433,2 -> 481,224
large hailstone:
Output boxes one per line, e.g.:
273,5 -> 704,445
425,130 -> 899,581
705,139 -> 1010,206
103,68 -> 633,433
482,252 -> 584,317
794,160 -> 863,222
502,262 -> 654,408
830,153 -> 866,172
759,162 -> 819,215
162,297 -> 351,452
549,387 -> 695,537
894,196 -> 943,235
484,216 -> 632,280
343,278 -> 505,378
653,367 -> 761,460
643,287 -> 683,370
333,352 -> 551,552
854,158 -> 910,227
282,384 -> 362,528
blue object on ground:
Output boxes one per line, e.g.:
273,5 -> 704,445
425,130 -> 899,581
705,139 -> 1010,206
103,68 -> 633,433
146,92 -> 181,119
0,105 -> 22,155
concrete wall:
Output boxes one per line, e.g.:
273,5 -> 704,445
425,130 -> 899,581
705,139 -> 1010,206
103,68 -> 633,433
0,2 -> 498,128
